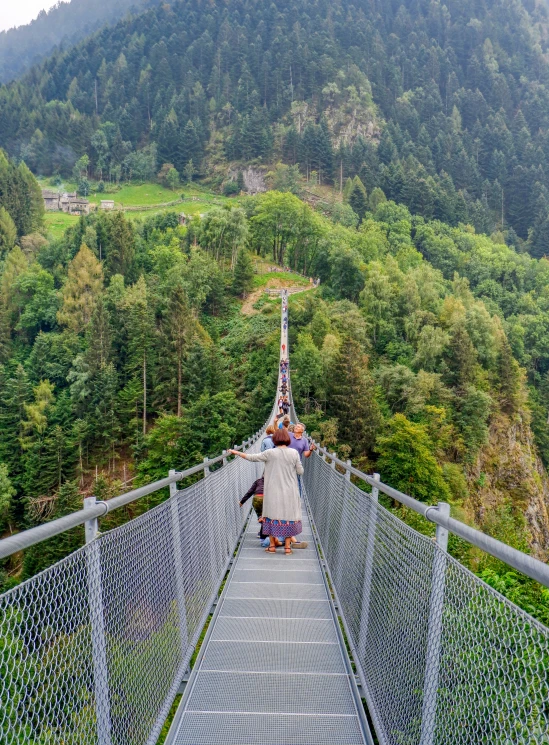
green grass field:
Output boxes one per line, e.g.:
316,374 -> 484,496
44,212 -> 81,240
40,179 -> 241,239
252,270 -> 311,288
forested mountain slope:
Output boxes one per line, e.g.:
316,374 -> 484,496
1,139 -> 549,619
0,0 -> 160,83
3,0 -> 549,249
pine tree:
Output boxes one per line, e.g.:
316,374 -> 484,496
0,303 -> 11,363
0,206 -> 16,255
343,177 -> 354,201
1,246 -> 28,316
180,119 -> 202,170
0,463 -> 15,531
443,325 -> 477,389
18,161 -> 44,233
86,296 -> 112,371
232,248 -> 254,298
163,285 -> 192,417
57,243 -> 104,333
368,187 -> 387,212
0,364 -> 30,508
123,276 -> 155,436
157,110 -> 180,169
326,337 -> 381,455
348,177 -> 368,223
105,211 -> 135,277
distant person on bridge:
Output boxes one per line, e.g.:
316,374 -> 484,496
230,428 -> 303,555
278,415 -> 293,428
261,425 -> 276,451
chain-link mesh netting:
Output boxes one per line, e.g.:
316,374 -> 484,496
0,445 -> 263,745
302,452 -> 549,745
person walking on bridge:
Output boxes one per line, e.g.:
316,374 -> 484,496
230,428 -> 303,554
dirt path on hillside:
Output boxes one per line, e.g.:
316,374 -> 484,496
241,279 -> 313,315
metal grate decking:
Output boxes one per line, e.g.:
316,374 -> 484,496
166,494 -> 372,745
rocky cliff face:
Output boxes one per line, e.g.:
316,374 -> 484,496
468,410 -> 549,562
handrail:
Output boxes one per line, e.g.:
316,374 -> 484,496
313,444 -> 549,589
0,437 -> 260,561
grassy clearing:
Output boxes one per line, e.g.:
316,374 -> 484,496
39,179 -> 241,238
252,270 -> 311,289
44,211 -> 80,239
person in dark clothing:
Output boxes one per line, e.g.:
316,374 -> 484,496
240,477 -> 266,537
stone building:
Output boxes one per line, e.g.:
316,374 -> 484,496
42,189 -> 90,215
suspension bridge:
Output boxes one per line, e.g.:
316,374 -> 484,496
1,294 -> 548,745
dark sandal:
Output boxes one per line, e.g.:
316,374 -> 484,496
285,547 -> 293,554
265,547 -> 276,553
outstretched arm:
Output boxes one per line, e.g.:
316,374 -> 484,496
229,450 -> 269,463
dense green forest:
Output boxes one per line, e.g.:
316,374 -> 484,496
3,0 -> 549,247
0,0 -> 161,83
1,142 -> 549,620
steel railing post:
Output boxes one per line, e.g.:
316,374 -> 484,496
419,501 -> 450,745
335,460 -> 353,588
345,459 -> 352,481
84,496 -> 112,745
203,457 -> 210,477
357,473 -> 379,664
169,470 -> 188,655
222,450 -> 227,466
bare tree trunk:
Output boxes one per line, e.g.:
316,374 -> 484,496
143,353 -> 147,436
177,355 -> 182,418
79,443 -> 84,487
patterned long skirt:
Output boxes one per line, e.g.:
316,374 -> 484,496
262,517 -> 302,538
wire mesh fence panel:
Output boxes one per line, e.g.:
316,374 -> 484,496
302,452 -> 549,745
0,443 -> 262,745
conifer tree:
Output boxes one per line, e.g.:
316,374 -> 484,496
157,110 -> 180,169
18,161 -> 44,233
0,463 -> 15,531
326,336 -> 380,455
348,176 -> 368,223
163,285 -> 191,417
343,177 -> 354,201
369,187 -> 387,212
0,206 -> 16,255
123,276 -> 155,436
180,119 -> 202,170
0,303 -> 10,363
1,246 -> 28,316
57,244 -> 104,333
0,364 -> 30,507
105,211 -> 135,277
86,296 -> 112,371
443,325 -> 477,389
232,248 -> 254,298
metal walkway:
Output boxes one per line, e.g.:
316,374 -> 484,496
166,497 -> 371,745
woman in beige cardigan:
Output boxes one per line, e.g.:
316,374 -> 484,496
229,428 -> 303,554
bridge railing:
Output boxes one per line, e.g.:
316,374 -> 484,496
303,448 -> 549,745
0,434 -> 264,745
